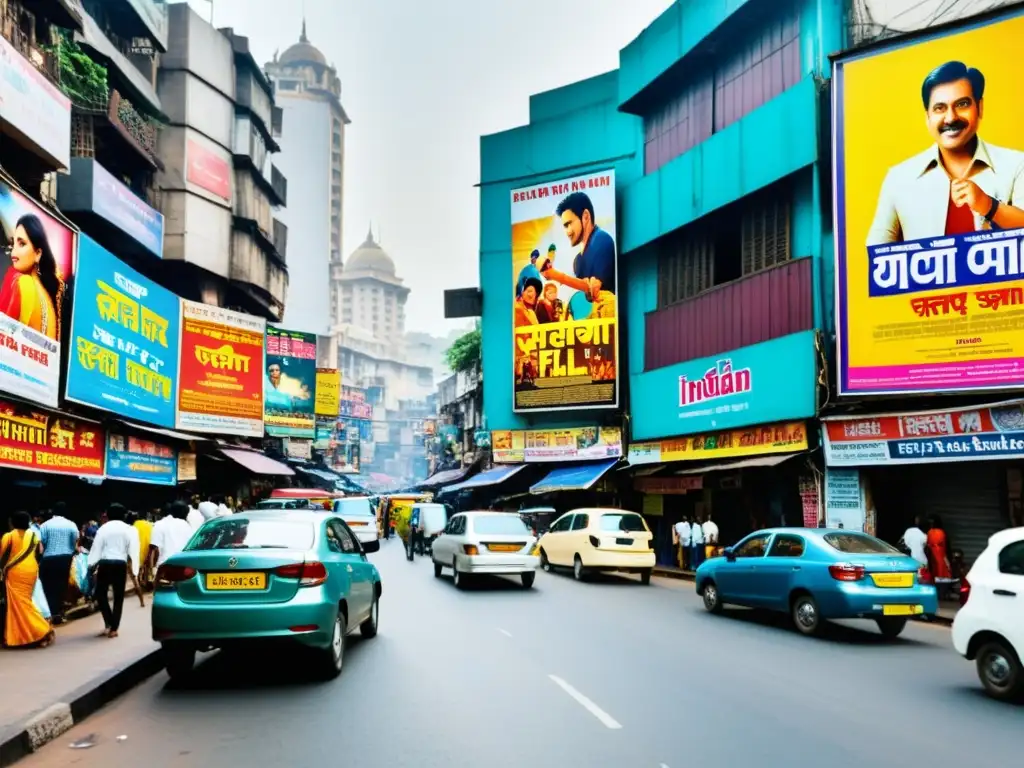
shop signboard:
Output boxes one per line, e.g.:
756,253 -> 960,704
66,235 -> 179,427
0,178 -> 77,408
264,326 -> 317,438
630,331 -> 818,440
491,426 -> 623,463
634,476 -> 703,495
176,300 -> 265,437
799,475 -> 821,528
340,386 -> 373,420
823,468 -> 866,530
833,8 -> 1024,395
285,439 -> 312,460
314,368 -> 341,416
823,400 -> 1024,466
105,433 -> 177,485
186,137 -> 232,202
628,422 -> 809,465
91,161 -> 165,258
0,398 -> 104,476
177,451 -> 197,481
0,35 -> 71,169
511,170 -> 619,412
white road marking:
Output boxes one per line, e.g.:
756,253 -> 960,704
497,628 -> 512,637
548,675 -> 622,729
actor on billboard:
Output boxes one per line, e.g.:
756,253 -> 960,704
0,214 -> 66,340
867,61 -> 1024,245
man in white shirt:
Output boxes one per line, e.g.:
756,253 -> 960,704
187,501 -> 204,530
88,504 -> 141,638
900,516 -> 929,566
150,501 -> 195,571
690,518 -> 705,570
673,516 -> 692,570
702,514 -> 720,559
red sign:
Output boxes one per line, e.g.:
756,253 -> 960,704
0,399 -> 104,476
176,300 -> 265,437
824,407 -> 1001,443
186,138 -> 231,202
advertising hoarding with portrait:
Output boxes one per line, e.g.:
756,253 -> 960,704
264,326 -> 317,438
510,170 -> 618,412
833,8 -> 1024,395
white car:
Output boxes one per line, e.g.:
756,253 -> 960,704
431,511 -> 539,590
951,526 -> 1024,702
331,496 -> 380,546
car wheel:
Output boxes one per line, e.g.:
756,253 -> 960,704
317,611 -> 346,679
791,593 -> 822,636
360,595 -> 379,638
702,581 -> 723,614
639,569 -> 652,586
976,640 -> 1024,702
539,549 -> 551,572
162,645 -> 195,682
433,560 -> 443,578
521,571 -> 536,589
875,617 -> 907,639
573,555 -> 586,582
453,561 -> 466,590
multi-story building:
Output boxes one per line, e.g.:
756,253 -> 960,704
336,228 -> 410,353
265,23 -> 348,336
436,361 -> 484,468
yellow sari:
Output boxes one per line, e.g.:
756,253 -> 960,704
11,274 -> 59,341
1,529 -> 52,647
134,519 -> 153,583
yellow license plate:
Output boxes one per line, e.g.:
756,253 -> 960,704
205,572 -> 267,590
871,573 -> 914,588
883,604 -> 923,616
487,544 -> 521,553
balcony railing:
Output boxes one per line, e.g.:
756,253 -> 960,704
270,164 -> 287,206
273,219 -> 288,263
111,89 -> 156,155
1,2 -> 60,85
644,257 -> 814,371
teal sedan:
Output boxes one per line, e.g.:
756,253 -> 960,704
152,510 -> 381,681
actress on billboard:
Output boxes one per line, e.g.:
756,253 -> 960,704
0,214 -> 65,340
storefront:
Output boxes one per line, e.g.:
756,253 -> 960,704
822,401 -> 1022,566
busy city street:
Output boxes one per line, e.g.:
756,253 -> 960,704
15,539 -> 1020,768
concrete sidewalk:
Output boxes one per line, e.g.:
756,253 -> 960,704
0,598 -> 162,767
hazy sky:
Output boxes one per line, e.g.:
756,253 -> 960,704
186,0 -> 672,333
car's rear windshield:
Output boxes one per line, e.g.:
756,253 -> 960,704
186,519 -> 315,551
823,532 -> 899,555
472,515 -> 529,536
599,513 -> 648,533
336,498 -> 375,516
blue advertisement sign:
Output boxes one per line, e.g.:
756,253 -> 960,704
65,235 -> 180,427
92,161 -> 164,258
630,330 -> 819,441
104,433 -> 177,486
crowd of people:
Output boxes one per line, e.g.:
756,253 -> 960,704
0,494 -> 241,651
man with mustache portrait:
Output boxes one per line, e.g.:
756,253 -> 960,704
866,60 -> 1024,246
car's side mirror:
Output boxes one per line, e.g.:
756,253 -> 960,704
724,548 -> 736,562
363,539 -> 380,554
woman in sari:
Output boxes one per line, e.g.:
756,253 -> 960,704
0,213 -> 66,341
926,515 -> 953,597
1,511 -> 54,648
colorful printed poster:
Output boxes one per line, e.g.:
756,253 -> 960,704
0,177 -> 77,407
66,235 -> 179,427
511,170 -> 618,412
491,426 -> 622,463
0,398 -> 104,476
264,326 -> 317,438
105,433 -> 177,486
177,451 -> 197,481
823,468 -> 865,530
823,399 -> 1024,466
627,422 -> 809,465
176,300 -> 265,437
833,9 -> 1024,394
314,368 -> 341,416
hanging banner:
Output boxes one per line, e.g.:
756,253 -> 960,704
264,326 -> 317,438
491,426 -> 622,463
0,398 -> 104,476
833,8 -> 1024,395
176,300 -> 265,437
66,235 -> 179,427
0,177 -> 77,407
104,433 -> 177,485
314,368 -> 341,416
511,170 -> 618,412
628,422 -> 809,465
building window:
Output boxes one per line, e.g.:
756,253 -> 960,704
642,3 -> 801,174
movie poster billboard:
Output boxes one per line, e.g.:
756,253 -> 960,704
66,235 -> 179,427
833,8 -> 1024,395
264,326 -> 317,438
176,300 -> 264,437
0,177 -> 77,407
511,170 -> 618,412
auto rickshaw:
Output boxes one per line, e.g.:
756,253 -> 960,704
375,493 -> 432,541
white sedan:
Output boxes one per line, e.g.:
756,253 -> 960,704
331,496 -> 380,546
431,511 -> 540,589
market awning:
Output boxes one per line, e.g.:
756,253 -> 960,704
219,449 -> 295,476
117,420 -> 210,443
674,453 -> 803,475
530,459 -> 619,495
420,466 -> 471,487
440,464 -> 526,495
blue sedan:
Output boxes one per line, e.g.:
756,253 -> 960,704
694,528 -> 938,638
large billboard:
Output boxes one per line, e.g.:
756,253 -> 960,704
510,170 -> 618,412
0,177 -> 77,407
0,398 -> 104,477
176,300 -> 265,437
833,8 -> 1024,395
264,326 -> 317,438
66,235 -> 179,427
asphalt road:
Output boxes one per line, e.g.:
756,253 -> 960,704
22,539 -> 1020,768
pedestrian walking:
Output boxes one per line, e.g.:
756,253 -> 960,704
702,514 -> 720,560
88,504 -> 141,639
133,511 -> 154,589
899,515 -> 928,566
1,511 -> 55,648
150,501 -> 194,571
690,516 -> 705,570
673,516 -> 692,570
38,502 -> 78,624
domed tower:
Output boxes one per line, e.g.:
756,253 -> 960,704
336,226 -> 410,351
265,21 -> 350,335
